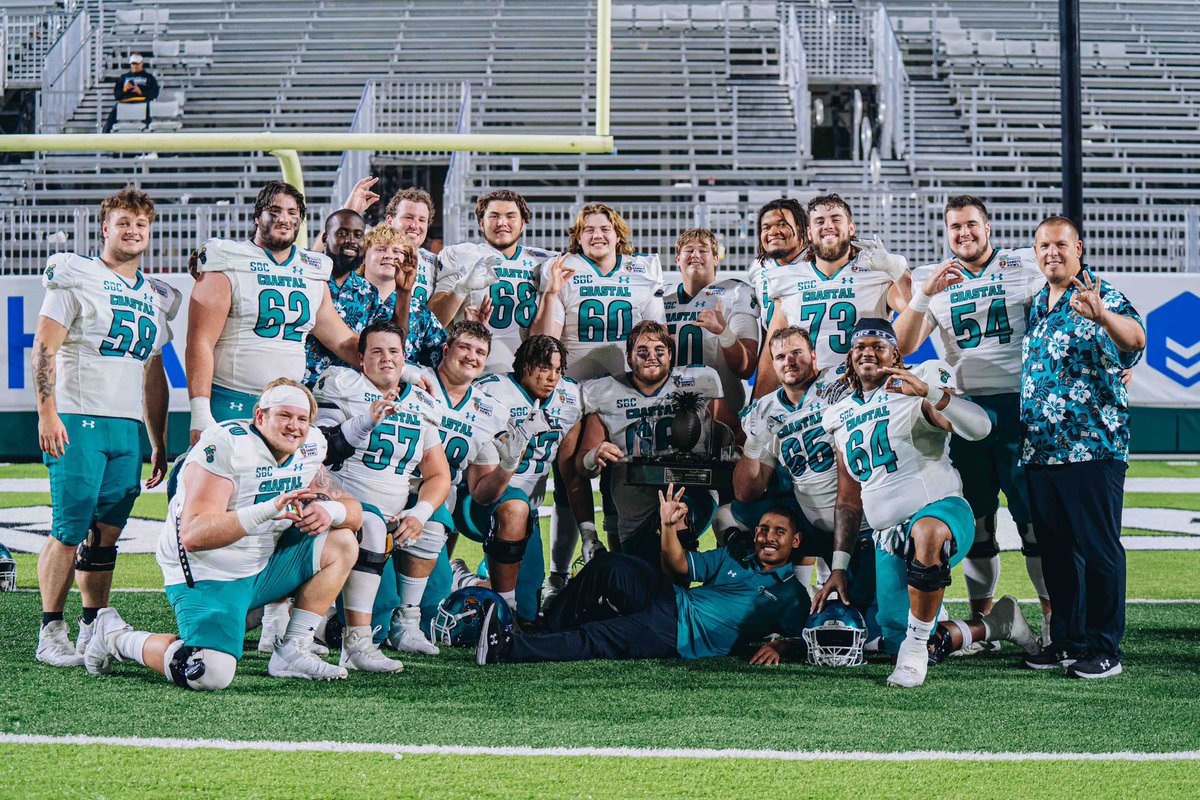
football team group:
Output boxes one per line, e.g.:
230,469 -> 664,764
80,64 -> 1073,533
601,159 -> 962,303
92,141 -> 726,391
28,175 -> 1144,692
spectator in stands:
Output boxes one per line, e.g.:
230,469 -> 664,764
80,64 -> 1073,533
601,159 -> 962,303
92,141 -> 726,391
103,53 -> 159,133
1019,216 -> 1144,680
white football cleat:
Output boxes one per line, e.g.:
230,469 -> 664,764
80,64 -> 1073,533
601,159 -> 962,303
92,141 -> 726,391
341,626 -> 404,673
540,572 -> 568,613
983,595 -> 1040,655
387,607 -> 440,655
257,601 -> 290,653
307,638 -> 330,657
36,619 -> 85,667
84,608 -> 132,676
267,637 -> 347,681
886,638 -> 930,688
74,618 -> 95,658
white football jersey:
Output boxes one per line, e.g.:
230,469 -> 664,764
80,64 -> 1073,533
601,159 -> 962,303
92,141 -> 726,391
475,371 -> 584,506
38,254 -> 181,421
911,247 -> 1043,395
312,367 -> 442,518
746,254 -> 808,330
662,278 -> 759,412
539,253 -> 666,382
157,419 -> 327,585
823,362 -> 962,530
775,255 -> 895,375
582,366 -> 722,539
739,376 -> 849,533
419,367 -> 505,511
195,238 -> 331,395
437,242 -> 557,371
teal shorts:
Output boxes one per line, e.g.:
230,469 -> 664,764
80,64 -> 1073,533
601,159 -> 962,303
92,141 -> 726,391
44,414 -> 142,545
454,486 -> 536,544
165,527 -> 323,659
211,384 -> 259,423
949,392 -> 1031,526
875,496 -> 975,654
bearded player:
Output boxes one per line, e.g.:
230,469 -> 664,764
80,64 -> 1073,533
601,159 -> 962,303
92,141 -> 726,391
83,380 -> 362,689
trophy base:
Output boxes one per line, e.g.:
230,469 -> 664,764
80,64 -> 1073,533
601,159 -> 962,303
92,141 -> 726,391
626,459 -> 733,490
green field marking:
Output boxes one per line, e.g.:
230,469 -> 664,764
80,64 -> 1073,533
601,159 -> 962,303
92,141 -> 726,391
1128,461 -> 1200,479
0,745 -> 1197,800
0,490 -> 167,520
2,594 -> 1199,754
1125,493 -> 1200,511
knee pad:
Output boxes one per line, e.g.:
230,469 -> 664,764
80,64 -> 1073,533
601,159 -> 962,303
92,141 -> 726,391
484,533 -> 530,565
353,514 -> 393,575
74,527 -> 118,572
165,642 -> 236,691
712,503 -> 746,543
966,515 -> 999,559
904,537 -> 953,593
353,549 -> 390,576
1017,522 -> 1040,557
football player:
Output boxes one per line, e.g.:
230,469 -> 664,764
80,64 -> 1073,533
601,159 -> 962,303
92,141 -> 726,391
430,190 -> 556,371
663,228 -> 759,414
576,321 -> 727,565
472,335 -> 589,622
83,380 -> 362,689
313,321 -> 450,671
745,198 -> 809,331
818,319 -> 994,688
754,194 -> 912,398
530,203 -> 666,595
32,187 -> 181,667
187,181 -> 361,442
892,195 -> 1050,638
384,187 -> 439,308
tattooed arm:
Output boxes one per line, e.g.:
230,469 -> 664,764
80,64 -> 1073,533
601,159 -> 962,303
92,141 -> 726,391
33,316 -> 70,458
305,465 -> 363,532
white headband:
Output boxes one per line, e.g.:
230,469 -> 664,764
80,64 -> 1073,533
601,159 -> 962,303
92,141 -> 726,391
257,385 -> 311,413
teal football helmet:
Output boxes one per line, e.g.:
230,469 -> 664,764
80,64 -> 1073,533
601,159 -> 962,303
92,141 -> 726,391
803,602 -> 867,666
430,587 -> 513,647
0,543 -> 15,592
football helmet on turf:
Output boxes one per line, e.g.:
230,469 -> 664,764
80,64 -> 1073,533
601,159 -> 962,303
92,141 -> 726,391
0,543 -> 15,591
803,602 -> 867,666
430,587 -> 513,647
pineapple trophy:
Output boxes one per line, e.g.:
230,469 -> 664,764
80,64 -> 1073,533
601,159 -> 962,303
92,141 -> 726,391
626,390 -> 735,490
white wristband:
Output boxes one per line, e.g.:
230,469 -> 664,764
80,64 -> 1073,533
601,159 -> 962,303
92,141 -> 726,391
925,385 -> 947,407
190,396 -> 216,432
582,444 -> 602,472
316,500 -> 347,527
237,499 -> 281,532
908,286 -> 931,314
717,325 -> 738,348
341,413 -> 377,448
407,500 -> 435,528
399,364 -> 424,386
579,521 -> 598,543
830,550 -> 852,572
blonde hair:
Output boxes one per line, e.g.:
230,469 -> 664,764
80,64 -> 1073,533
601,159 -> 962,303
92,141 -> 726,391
566,203 -> 634,256
255,377 -> 317,419
358,223 -> 416,276
674,228 -> 720,259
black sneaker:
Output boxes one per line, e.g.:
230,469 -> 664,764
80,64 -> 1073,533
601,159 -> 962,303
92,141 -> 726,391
474,602 -> 510,666
1023,643 -> 1080,670
1067,653 -> 1122,679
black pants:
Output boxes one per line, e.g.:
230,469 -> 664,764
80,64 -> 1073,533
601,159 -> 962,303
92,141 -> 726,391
1026,459 -> 1127,657
505,553 -> 680,663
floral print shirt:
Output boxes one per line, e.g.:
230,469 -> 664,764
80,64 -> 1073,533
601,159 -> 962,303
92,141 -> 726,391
1019,267 -> 1144,465
303,271 -> 394,385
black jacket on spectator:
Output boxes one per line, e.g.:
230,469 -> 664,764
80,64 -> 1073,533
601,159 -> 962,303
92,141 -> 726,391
114,70 -> 159,103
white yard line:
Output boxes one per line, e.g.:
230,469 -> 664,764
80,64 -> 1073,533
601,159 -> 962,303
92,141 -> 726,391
1,733 -> 1198,762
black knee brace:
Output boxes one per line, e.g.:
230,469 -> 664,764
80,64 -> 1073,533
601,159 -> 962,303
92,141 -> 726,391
318,422 -> 355,471
967,514 -> 1000,559
905,537 -> 953,593
927,629 -> 955,665
1017,523 -> 1040,558
168,645 -> 207,690
353,549 -> 390,575
484,534 -> 529,565
75,527 -> 117,572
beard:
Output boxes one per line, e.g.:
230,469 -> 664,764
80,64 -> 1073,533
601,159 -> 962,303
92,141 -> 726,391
329,249 -> 363,277
258,226 -> 297,252
812,234 -> 852,262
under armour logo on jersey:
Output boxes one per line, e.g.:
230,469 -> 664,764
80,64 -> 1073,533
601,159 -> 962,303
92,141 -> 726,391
727,569 -> 739,578
81,420 -> 95,428
229,403 -> 243,412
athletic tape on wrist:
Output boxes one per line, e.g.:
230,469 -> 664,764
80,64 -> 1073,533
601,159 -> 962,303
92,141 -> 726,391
189,396 -> 216,431
408,500 -> 435,528
830,550 -> 852,572
237,499 -> 280,532
316,500 -> 347,527
717,326 -> 738,348
908,287 -> 931,314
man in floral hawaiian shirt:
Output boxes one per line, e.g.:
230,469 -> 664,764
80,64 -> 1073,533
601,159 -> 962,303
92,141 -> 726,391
1019,216 -> 1145,680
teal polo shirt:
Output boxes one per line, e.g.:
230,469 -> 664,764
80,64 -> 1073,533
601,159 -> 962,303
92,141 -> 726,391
673,546 -> 810,660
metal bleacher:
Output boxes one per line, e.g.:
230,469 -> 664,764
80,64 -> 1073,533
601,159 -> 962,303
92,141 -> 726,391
0,0 -> 1197,272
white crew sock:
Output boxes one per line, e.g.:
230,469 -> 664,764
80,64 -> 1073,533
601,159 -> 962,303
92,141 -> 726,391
283,608 -> 324,644
792,563 -> 814,591
1025,555 -> 1049,601
342,570 -> 382,615
398,573 -> 428,620
499,589 -> 517,612
906,611 -> 936,644
114,630 -> 152,665
262,599 -> 291,627
963,555 -> 1001,602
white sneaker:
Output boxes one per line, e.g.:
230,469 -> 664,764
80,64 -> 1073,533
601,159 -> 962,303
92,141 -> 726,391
887,638 -> 930,688
540,572 -> 568,613
267,637 -> 348,681
340,626 -> 404,673
257,601 -> 290,653
387,607 -> 439,655
450,558 -> 483,591
982,595 -> 1040,655
75,618 -> 95,658
84,608 -> 132,676
36,620 -> 85,667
